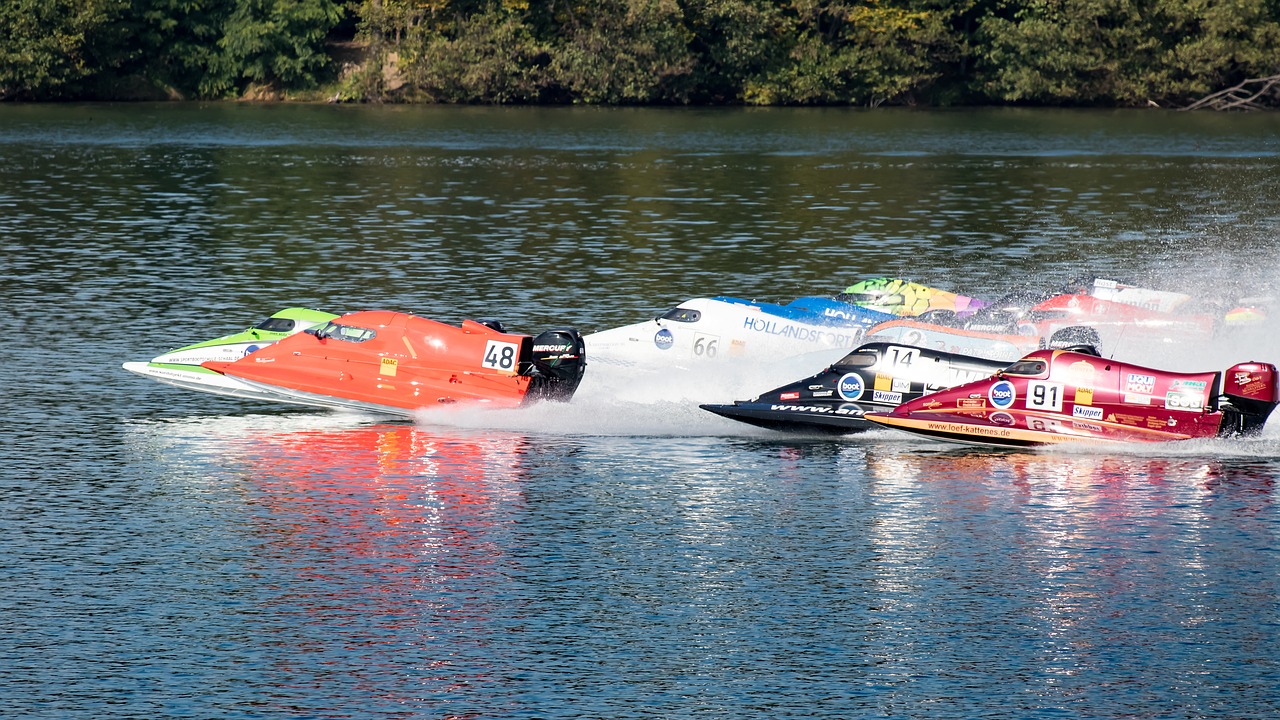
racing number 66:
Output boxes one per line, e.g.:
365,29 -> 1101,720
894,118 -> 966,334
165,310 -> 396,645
482,340 -> 519,371
693,334 -> 719,358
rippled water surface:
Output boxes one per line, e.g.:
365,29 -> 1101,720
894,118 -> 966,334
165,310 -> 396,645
3,105 -> 1280,718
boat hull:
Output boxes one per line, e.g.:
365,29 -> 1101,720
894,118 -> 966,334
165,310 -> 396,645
700,342 -> 1011,434
203,313 -> 587,414
123,361 -> 331,406
864,349 -> 1279,448
700,400 -> 879,434
863,410 -> 1194,448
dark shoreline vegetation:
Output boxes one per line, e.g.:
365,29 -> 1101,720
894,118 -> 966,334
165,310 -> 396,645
3,0 -> 1279,108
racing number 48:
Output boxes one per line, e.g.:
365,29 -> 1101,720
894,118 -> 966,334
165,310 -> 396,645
482,340 -> 519,371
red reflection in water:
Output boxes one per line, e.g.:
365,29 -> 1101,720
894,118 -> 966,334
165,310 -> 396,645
222,422 -> 533,710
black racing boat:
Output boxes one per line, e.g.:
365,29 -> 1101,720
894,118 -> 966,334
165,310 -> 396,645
700,342 -> 1013,434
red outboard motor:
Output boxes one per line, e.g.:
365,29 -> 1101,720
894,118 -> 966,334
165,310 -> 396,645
1218,362 -> 1279,437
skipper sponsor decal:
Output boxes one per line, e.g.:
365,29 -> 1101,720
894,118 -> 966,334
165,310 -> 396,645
990,412 -> 1015,427
780,391 -> 800,400
1233,371 -> 1269,396
892,377 -> 911,393
1072,405 -> 1103,420
1124,393 -> 1150,405
741,317 -> 859,347
837,373 -> 865,401
958,398 -> 987,409
1126,373 -> 1156,394
872,390 -> 902,404
989,380 -> 1016,409
654,328 -> 674,350
1074,387 -> 1094,405
1165,379 -> 1206,411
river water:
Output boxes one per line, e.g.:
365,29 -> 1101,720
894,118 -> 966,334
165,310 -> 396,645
2,104 -> 1280,718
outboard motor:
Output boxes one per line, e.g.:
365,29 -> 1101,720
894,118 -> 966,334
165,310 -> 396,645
1218,362 -> 1279,437
523,329 -> 587,403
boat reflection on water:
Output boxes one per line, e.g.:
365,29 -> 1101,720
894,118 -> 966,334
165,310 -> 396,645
861,444 -> 1276,509
124,413 -> 538,712
850,443 -> 1278,707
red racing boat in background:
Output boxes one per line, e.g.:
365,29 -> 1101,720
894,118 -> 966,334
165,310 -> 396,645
203,311 -> 586,416
865,348 -> 1278,447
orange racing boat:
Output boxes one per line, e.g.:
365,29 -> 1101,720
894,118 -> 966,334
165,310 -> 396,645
203,311 -> 586,416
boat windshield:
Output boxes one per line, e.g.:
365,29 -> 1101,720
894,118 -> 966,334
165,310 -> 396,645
659,307 -> 702,323
836,292 -> 904,307
836,350 -> 879,368
1003,359 -> 1047,377
255,317 -> 297,332
314,322 -> 376,342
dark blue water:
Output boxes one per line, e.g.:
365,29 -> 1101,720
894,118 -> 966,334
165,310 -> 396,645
3,105 -> 1280,718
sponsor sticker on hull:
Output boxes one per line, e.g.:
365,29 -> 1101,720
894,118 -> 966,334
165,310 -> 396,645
989,380 -> 1016,409
1072,405 -> 1103,420
838,373 -> 865,401
1166,379 -> 1207,411
1126,373 -> 1156,394
872,390 -> 903,404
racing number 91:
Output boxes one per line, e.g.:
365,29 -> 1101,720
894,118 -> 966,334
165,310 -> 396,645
482,340 -> 519,371
1026,380 -> 1064,412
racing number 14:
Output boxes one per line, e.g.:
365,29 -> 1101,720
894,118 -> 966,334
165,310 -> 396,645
482,340 -> 519,372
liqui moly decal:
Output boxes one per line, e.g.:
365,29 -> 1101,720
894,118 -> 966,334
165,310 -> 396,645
1126,373 -> 1156,394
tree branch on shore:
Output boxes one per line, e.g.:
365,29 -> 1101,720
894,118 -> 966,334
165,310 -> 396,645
1182,74 -> 1280,111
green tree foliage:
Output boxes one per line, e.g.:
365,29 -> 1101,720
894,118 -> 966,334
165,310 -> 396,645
546,0 -> 696,103
1149,0 -> 1280,102
744,0 -> 962,105
132,0 -> 235,97
2,0 -> 1278,104
976,0 -> 1280,106
679,0 -> 791,102
401,5 -> 551,102
207,0 -> 347,96
0,0 -> 130,99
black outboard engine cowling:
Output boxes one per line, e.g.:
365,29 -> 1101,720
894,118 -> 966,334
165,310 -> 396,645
1047,326 -> 1102,356
523,329 -> 587,403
